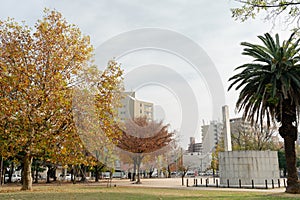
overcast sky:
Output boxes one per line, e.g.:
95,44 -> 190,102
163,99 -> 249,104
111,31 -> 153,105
0,0 -> 291,148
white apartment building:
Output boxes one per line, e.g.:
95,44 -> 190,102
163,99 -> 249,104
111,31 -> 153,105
118,92 -> 153,121
201,121 -> 223,154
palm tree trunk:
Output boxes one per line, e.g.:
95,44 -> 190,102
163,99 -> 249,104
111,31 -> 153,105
284,136 -> 298,185
279,100 -> 300,193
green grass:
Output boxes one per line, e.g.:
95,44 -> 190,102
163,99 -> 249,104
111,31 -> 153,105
0,184 -> 299,200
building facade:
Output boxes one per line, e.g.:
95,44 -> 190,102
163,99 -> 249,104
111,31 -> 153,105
118,92 -> 154,121
187,137 -> 203,153
201,121 -> 223,154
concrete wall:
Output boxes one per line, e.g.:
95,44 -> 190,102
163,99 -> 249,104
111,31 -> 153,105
219,151 -> 280,186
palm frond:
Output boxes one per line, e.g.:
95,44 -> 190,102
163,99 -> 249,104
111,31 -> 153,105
228,31 -> 300,125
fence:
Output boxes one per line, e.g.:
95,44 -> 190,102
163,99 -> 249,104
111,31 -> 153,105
184,177 -> 287,189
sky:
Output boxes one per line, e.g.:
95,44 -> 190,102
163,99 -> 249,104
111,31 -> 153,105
0,0 -> 292,148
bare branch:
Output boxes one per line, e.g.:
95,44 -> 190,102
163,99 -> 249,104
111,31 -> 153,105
236,0 -> 300,8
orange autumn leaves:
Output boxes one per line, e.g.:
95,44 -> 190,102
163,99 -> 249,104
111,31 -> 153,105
0,10 -> 123,168
116,117 -> 174,154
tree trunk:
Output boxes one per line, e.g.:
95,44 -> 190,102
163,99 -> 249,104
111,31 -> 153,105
35,163 -> 39,183
8,162 -> 14,183
181,170 -> 187,186
0,157 -> 3,185
72,165 -> 77,184
46,169 -> 50,183
284,136 -> 298,186
95,165 -> 99,182
167,165 -> 171,178
53,167 -> 57,181
71,167 -> 74,182
2,167 -> 6,184
136,159 -> 141,184
21,154 -> 33,190
80,164 -> 86,182
132,159 -> 136,182
149,168 -> 153,178
279,99 -> 300,193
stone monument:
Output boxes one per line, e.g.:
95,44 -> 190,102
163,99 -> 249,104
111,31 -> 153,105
219,105 -> 280,186
222,105 -> 232,151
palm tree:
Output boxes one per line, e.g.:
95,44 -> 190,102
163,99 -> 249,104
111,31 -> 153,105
228,32 -> 300,193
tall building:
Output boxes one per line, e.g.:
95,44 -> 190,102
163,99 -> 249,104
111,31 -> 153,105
118,92 -> 154,121
195,121 -> 223,171
201,121 -> 223,154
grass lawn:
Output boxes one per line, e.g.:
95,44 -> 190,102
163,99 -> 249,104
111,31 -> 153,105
0,184 -> 299,200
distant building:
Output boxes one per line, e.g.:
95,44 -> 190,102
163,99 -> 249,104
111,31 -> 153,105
201,121 -> 223,154
187,137 -> 203,153
229,117 -> 252,135
118,92 -> 153,121
183,137 -> 207,172
197,121 -> 223,171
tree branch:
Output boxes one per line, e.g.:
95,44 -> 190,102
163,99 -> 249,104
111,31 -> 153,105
236,0 -> 300,8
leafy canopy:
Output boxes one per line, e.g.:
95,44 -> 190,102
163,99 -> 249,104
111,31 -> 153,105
231,0 -> 300,28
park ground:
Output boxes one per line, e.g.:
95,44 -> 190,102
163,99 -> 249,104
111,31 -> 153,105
0,178 -> 300,199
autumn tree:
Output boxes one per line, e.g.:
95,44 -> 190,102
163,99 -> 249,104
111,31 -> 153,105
0,10 -> 123,190
35,59 -> 123,184
210,138 -> 225,177
231,0 -> 300,27
73,60 -> 123,182
178,156 -> 191,186
116,117 -> 174,184
231,120 -> 279,150
159,139 -> 181,178
0,10 -> 94,190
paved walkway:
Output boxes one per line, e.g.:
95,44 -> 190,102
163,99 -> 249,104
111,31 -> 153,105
109,178 -> 286,193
